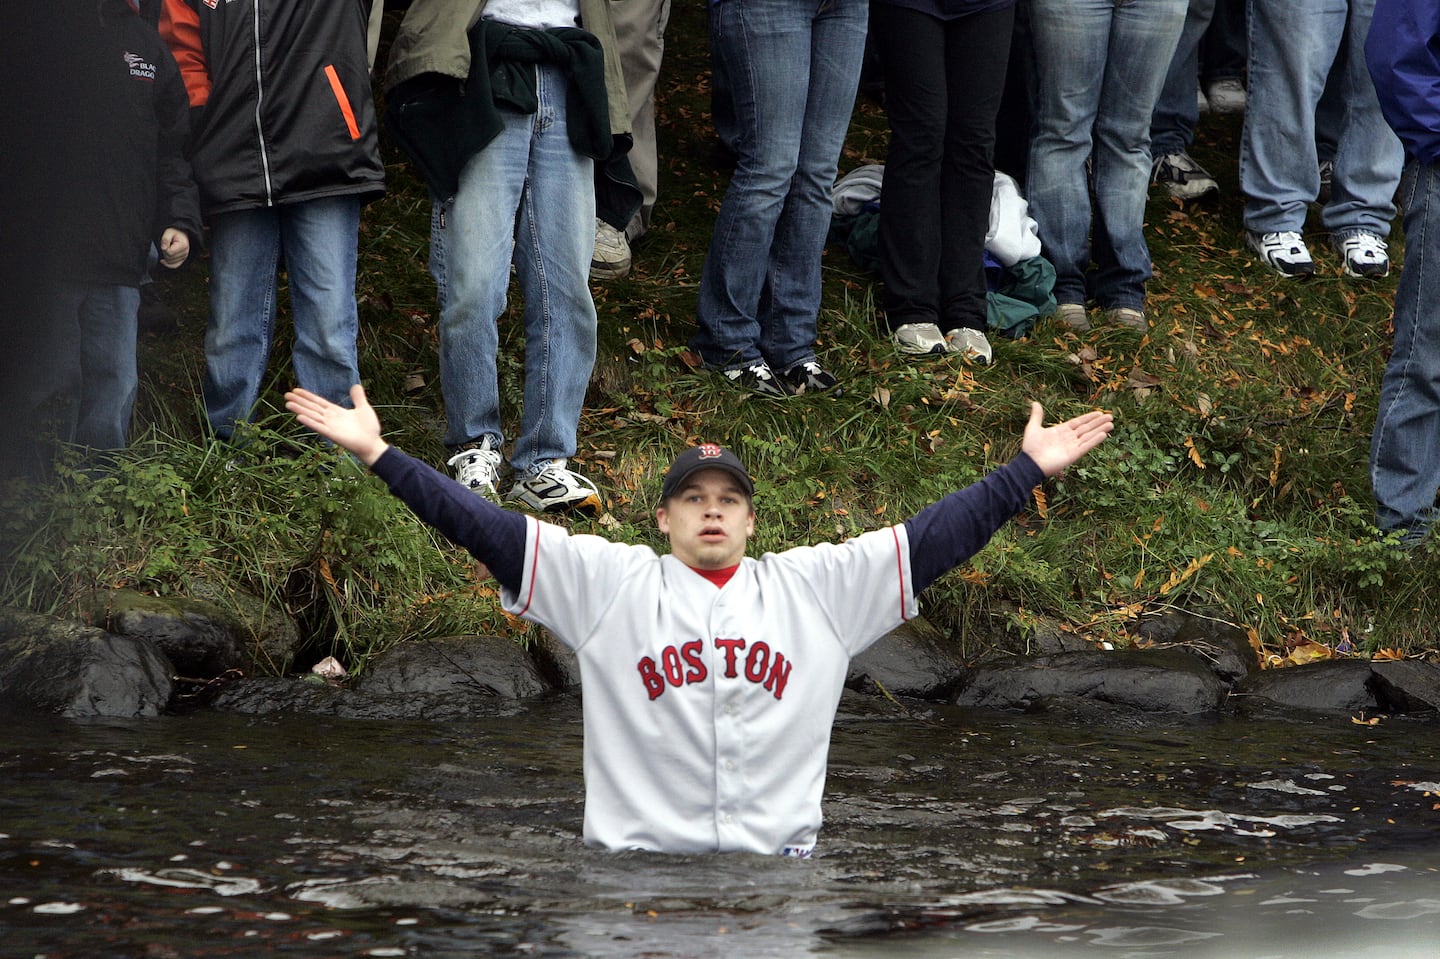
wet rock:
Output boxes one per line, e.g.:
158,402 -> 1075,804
848,618 -> 965,699
208,676 -> 529,720
81,586 -> 301,677
358,635 -> 550,700
1018,693 -> 1174,729
530,631 -> 581,690
954,648 -> 1228,715
1231,659 -> 1377,715
0,607 -> 173,717
1169,616 -> 1260,685
82,588 -> 246,678
183,581 -> 303,673
1370,660 -> 1440,714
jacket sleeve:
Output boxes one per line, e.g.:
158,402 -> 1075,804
158,0 -> 210,108
902,453 -> 1046,595
154,39 -> 202,247
1367,0 -> 1440,163
370,446 -> 528,594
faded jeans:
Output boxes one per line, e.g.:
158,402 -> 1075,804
1027,0 -> 1186,311
691,0 -> 868,372
1371,161 -> 1440,539
431,63 -> 597,472
1240,0 -> 1401,236
205,196 -> 363,440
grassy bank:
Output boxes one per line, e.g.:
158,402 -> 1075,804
1,7 -> 1433,673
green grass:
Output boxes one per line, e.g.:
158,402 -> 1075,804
1,7 -> 1434,674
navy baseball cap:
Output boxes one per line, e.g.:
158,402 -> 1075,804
661,444 -> 754,501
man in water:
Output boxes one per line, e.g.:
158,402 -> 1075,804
286,384 -> 1112,855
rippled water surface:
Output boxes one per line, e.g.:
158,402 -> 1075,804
3,695 -> 1439,957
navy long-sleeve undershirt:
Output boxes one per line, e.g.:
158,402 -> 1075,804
369,446 -> 1045,597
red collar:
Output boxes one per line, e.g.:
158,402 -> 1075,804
689,563 -> 739,588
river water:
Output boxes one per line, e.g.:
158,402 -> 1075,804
3,694 -> 1439,958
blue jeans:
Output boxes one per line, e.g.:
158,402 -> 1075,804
1371,162 -> 1440,539
205,196 -> 363,439
431,63 -> 597,472
691,0 -> 868,372
1027,0 -> 1186,311
47,282 -> 141,451
1240,0 -> 1402,236
1150,0 -> 1217,158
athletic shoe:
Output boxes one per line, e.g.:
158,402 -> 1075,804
782,359 -> 843,395
590,218 -> 631,281
944,327 -> 993,365
1197,87 -> 1209,114
721,361 -> 792,397
508,460 -> 603,515
1332,231 -> 1390,278
1246,230 -> 1315,278
1105,307 -> 1148,331
1054,302 -> 1090,332
447,438 -> 503,498
1316,159 -> 1334,205
1204,78 -> 1246,114
892,322 -> 948,356
1151,151 -> 1219,202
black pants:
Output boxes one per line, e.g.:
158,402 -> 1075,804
872,3 -> 1015,334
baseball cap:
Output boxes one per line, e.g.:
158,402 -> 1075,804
661,443 -> 754,501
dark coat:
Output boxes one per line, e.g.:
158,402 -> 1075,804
159,0 -> 385,215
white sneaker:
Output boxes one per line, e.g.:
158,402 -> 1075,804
1247,230 -> 1315,278
1105,307 -> 1147,331
944,327 -> 993,365
892,322 -> 947,356
1054,303 -> 1090,332
508,459 -> 603,515
1205,78 -> 1246,114
1151,151 -> 1219,202
590,218 -> 631,281
1332,231 -> 1390,278
447,437 -> 503,498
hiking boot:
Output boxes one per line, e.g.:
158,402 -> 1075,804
892,322 -> 948,356
1204,78 -> 1246,114
1332,231 -> 1390,278
944,327 -> 993,365
508,460 -> 604,515
1105,307 -> 1148,331
721,361 -> 793,397
1054,303 -> 1091,332
590,218 -> 631,281
1247,230 -> 1316,277
447,437 -> 503,498
1152,151 -> 1219,202
782,359 -> 843,395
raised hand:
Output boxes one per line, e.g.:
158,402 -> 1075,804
284,384 -> 389,466
1020,402 -> 1114,478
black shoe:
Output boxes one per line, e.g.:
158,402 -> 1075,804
721,361 -> 793,397
782,360 -> 843,396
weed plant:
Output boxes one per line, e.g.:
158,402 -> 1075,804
0,7 -> 1434,673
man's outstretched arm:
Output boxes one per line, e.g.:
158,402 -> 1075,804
285,385 -> 527,592
905,403 -> 1113,594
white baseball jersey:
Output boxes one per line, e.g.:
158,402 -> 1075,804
502,517 -> 919,856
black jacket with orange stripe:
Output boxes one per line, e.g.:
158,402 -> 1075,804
158,0 -> 385,217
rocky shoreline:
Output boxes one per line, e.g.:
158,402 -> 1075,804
2,588 -> 1437,723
